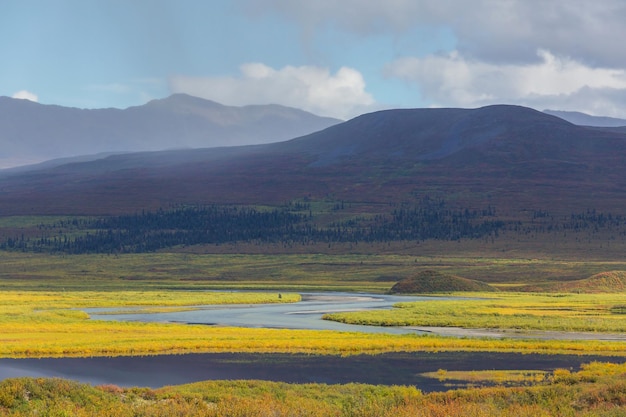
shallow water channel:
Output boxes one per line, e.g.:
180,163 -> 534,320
83,292 -> 442,335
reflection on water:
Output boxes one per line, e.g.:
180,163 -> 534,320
2,352 -> 623,391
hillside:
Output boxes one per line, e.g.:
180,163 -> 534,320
0,94 -> 340,169
4,104 -> 626,256
1,104 -> 626,220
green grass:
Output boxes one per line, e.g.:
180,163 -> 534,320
1,252 -> 402,291
390,270 -> 496,293
324,292 -> 626,332
0,215 -> 91,228
5,251 -> 626,292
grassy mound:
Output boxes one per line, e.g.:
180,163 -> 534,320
518,270 -> 626,293
554,271 -> 626,293
390,270 -> 496,294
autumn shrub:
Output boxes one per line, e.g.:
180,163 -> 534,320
2,367 -> 626,417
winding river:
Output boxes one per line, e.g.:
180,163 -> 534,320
84,291 -> 626,341
84,292 -> 439,335
2,292 -> 625,390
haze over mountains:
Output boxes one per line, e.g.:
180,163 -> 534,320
0,94 -> 341,169
2,104 -> 626,217
2,92 -> 624,172
543,110 -> 626,128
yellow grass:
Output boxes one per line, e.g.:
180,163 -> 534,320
4,252 -> 626,358
422,369 -> 548,384
0,290 -> 300,310
2,290 -> 626,358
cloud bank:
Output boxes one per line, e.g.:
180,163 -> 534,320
248,0 -> 626,66
12,90 -> 39,102
245,0 -> 626,116
169,63 -> 375,119
386,50 -> 626,117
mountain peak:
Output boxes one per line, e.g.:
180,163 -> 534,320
144,93 -> 225,109
0,95 -> 42,107
0,94 -> 341,168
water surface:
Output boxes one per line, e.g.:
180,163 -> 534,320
85,292 -> 443,335
2,352 -> 622,391
5,293 -> 625,390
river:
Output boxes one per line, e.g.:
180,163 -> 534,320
84,291 -> 626,340
2,292 -> 625,390
84,292 -> 442,335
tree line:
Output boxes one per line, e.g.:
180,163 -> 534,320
5,202 -> 625,254
0,202 -> 506,254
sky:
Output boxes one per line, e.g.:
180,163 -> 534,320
2,0 -> 626,120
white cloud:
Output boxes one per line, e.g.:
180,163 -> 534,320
169,63 -> 375,119
385,49 -> 626,117
12,90 -> 39,102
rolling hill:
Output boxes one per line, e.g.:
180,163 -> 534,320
1,104 -> 626,218
0,94 -> 341,169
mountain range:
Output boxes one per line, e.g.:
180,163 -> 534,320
543,109 -> 626,127
1,104 -> 626,217
0,94 -> 341,169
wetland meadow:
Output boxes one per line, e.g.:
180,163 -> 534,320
3,251 -> 626,415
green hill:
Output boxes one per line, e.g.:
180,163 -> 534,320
551,271 -> 626,293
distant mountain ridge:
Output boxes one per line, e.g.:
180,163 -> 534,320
273,105 -> 593,168
2,104 -> 626,217
0,94 -> 341,169
544,109 -> 626,127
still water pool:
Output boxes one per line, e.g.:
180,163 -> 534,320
2,352 -> 622,391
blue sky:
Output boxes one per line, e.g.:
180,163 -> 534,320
2,0 -> 626,119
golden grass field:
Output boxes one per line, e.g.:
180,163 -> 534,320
2,251 -> 626,358
3,251 -> 626,415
